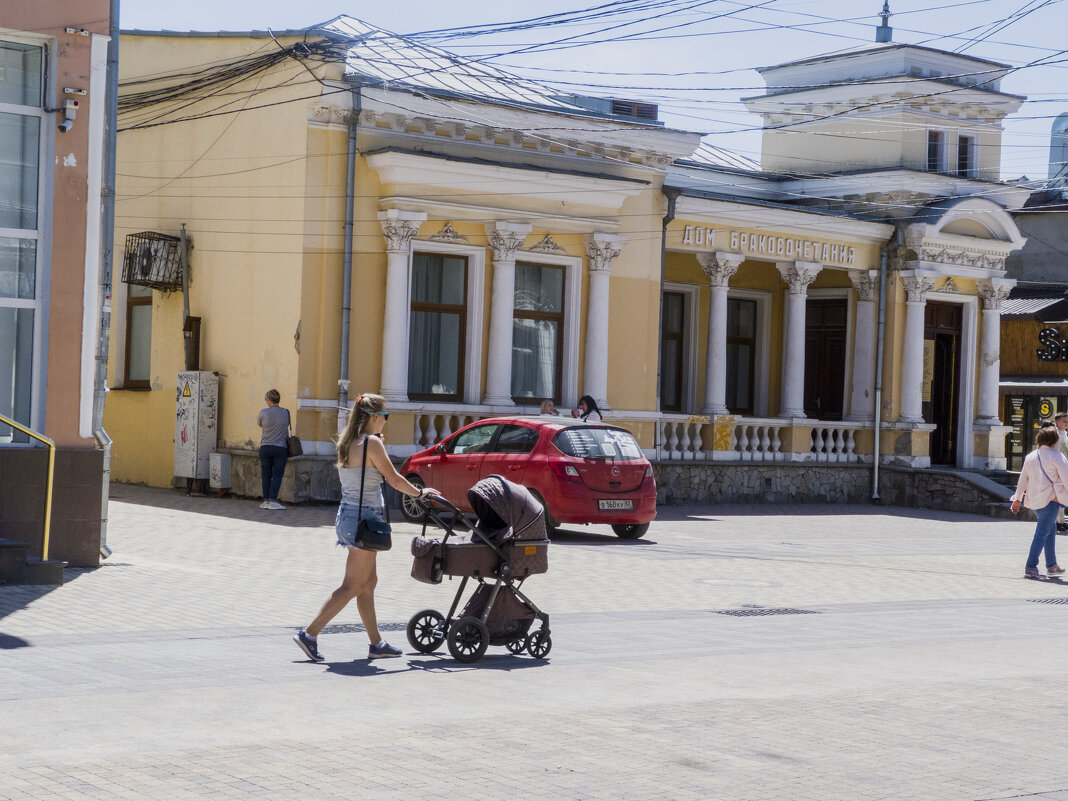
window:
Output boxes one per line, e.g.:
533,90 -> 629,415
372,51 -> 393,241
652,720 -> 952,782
493,424 -> 539,454
552,426 -> 643,460
0,40 -> 43,443
124,283 -> 152,388
725,298 -> 756,415
409,253 -> 467,401
927,130 -> 944,172
449,423 -> 498,454
957,135 -> 974,177
660,292 -> 685,412
511,262 -> 564,402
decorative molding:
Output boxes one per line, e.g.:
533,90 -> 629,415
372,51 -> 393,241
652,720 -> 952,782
697,252 -> 743,287
429,222 -> 467,243
776,261 -> 821,295
939,276 -> 961,294
901,271 -> 937,303
585,233 -> 626,273
917,247 -> 1006,270
976,278 -> 1015,311
379,219 -> 420,252
529,234 -> 565,254
848,269 -> 879,302
488,222 -> 531,262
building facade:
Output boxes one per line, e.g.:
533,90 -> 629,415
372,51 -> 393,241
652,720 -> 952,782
105,16 -> 1032,507
1,2 -> 113,566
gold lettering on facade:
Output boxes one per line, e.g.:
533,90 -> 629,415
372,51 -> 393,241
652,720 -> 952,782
687,227 -> 858,265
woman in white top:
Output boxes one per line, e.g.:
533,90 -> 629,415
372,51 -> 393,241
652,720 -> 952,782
572,395 -> 603,422
293,393 -> 439,662
1011,425 -> 1068,579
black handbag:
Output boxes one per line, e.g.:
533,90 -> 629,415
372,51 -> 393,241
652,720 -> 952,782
355,435 -> 392,551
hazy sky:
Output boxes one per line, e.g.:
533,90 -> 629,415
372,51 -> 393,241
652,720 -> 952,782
119,0 -> 1067,181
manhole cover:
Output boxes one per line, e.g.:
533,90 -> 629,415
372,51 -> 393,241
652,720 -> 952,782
715,608 -> 819,617
292,622 -> 407,634
1027,598 -> 1068,605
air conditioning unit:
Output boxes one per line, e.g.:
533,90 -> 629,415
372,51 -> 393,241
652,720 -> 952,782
121,231 -> 183,292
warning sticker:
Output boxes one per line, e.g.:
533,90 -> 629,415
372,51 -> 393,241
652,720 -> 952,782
182,383 -> 191,397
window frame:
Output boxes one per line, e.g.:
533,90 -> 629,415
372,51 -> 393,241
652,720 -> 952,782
726,288 -> 771,417
511,260 -> 566,405
956,134 -> 975,178
926,128 -> 947,173
122,283 -> 152,389
408,251 -> 469,403
0,35 -> 49,442
662,282 -> 699,414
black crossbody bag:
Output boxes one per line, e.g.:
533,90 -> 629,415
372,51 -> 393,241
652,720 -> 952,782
355,436 -> 392,551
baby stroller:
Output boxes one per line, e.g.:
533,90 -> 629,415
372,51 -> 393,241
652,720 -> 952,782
407,474 -> 551,663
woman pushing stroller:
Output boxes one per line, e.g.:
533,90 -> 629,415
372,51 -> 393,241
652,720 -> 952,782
293,393 -> 440,662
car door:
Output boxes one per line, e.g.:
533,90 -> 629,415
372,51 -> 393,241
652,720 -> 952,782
479,422 -> 540,483
435,423 -> 499,509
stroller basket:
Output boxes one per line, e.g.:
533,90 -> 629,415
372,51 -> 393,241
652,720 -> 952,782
411,536 -> 549,584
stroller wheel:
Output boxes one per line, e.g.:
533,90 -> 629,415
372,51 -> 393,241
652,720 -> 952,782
447,616 -> 489,663
526,629 -> 552,659
406,609 -> 446,654
505,638 -> 526,655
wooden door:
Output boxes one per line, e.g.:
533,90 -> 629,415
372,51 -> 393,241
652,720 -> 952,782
803,298 -> 847,421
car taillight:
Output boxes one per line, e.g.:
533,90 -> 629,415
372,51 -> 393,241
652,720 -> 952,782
549,459 -> 582,481
644,466 -> 652,478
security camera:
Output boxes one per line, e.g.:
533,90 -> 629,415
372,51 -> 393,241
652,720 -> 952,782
58,118 -> 74,133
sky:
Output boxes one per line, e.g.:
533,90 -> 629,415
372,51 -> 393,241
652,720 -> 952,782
119,0 -> 1068,182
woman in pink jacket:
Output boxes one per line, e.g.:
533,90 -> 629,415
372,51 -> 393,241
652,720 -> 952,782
1011,425 -> 1068,579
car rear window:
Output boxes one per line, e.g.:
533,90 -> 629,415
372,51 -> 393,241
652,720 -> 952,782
552,427 -> 643,460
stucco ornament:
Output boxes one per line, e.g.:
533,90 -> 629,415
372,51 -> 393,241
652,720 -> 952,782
902,273 -> 936,303
380,219 -> 420,252
697,252 -> 742,287
430,222 -> 467,242
585,237 -> 623,273
488,229 -> 525,262
776,262 -> 820,295
529,234 -> 564,253
976,279 -> 1013,311
848,270 -> 879,302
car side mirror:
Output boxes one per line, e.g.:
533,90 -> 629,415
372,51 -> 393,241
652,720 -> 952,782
436,443 -> 447,455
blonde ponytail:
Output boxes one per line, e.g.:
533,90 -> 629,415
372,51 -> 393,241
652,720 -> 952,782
337,393 -> 385,467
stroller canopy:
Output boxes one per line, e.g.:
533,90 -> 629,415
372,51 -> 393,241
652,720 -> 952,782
467,475 -> 547,543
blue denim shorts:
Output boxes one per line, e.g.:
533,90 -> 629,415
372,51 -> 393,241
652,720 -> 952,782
335,503 -> 391,550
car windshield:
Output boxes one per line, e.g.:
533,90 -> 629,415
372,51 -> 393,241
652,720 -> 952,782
552,427 -> 643,460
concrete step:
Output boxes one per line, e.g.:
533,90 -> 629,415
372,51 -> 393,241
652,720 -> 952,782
0,538 -> 30,585
24,557 -> 67,586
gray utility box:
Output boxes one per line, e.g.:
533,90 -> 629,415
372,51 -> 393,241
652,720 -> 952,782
174,371 -> 219,480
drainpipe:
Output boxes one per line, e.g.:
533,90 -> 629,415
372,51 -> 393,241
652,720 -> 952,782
337,81 -> 361,432
871,228 -> 897,503
92,0 -> 120,558
655,188 -> 679,458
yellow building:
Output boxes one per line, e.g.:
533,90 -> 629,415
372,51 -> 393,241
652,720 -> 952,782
105,16 -> 1029,509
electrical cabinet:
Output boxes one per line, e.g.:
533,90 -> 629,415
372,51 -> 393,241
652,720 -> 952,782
174,371 -> 218,480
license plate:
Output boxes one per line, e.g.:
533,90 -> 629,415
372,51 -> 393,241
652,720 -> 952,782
598,499 -> 633,511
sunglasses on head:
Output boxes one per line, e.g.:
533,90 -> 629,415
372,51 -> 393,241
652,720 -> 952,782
375,411 -> 390,419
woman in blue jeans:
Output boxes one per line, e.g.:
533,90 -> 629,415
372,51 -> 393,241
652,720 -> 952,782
1011,425 -> 1068,579
293,393 -> 440,662
257,389 -> 290,510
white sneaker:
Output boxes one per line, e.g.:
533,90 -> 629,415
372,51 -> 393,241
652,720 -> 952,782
260,501 -> 270,509
268,501 -> 286,510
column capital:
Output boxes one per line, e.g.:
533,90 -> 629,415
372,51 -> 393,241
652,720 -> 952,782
900,269 -> 938,303
697,252 -> 743,287
848,269 -> 879,302
776,261 -> 821,295
976,277 -> 1016,311
584,233 -> 626,273
487,222 -> 532,262
377,209 -> 426,253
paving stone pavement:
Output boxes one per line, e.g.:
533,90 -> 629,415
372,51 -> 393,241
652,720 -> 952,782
4,485 -> 1068,800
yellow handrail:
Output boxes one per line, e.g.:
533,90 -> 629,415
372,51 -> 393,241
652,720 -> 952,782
0,412 -> 54,562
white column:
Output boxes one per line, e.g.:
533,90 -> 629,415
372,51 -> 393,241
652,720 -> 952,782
776,261 -> 821,418
697,252 -> 742,415
377,210 -> 426,403
483,222 -> 531,406
847,270 -> 879,422
583,233 -> 626,411
899,270 -> 938,423
976,277 -> 1015,423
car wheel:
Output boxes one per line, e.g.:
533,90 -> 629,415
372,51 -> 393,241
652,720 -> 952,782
400,475 -> 426,523
530,491 -> 558,537
611,523 -> 649,539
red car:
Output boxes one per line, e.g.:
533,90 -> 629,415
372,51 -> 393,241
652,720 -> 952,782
399,416 -> 656,538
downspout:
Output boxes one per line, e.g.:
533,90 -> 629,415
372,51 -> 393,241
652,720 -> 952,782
871,228 -> 896,504
92,0 -> 120,557
337,81 -> 361,431
655,188 -> 679,459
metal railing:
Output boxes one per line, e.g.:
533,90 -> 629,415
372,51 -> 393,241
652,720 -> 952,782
0,413 -> 55,561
